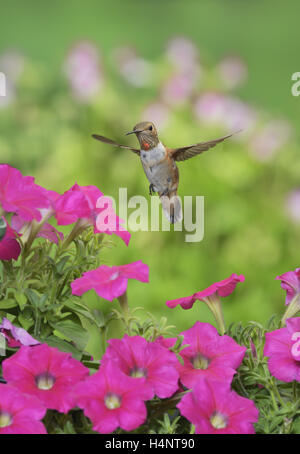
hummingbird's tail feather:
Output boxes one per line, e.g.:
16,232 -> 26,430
160,192 -> 182,224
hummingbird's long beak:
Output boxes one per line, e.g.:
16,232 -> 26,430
126,129 -> 142,135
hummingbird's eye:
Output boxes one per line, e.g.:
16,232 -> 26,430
149,125 -> 153,131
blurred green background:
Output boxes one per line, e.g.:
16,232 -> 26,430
1,0 -> 300,332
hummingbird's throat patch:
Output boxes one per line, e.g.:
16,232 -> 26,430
142,141 -> 150,150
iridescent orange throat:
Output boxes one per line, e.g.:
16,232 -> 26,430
141,140 -> 151,151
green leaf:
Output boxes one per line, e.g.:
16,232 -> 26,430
55,256 -> 70,275
15,291 -> 27,310
52,319 -> 90,351
63,300 -> 96,323
0,299 -> 18,309
43,335 -> 82,360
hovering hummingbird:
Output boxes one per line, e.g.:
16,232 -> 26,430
92,121 -> 235,224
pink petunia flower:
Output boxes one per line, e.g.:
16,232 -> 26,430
2,344 -> 89,413
166,273 -> 245,310
11,214 -> 64,245
55,183 -> 130,245
0,165 -> 50,221
0,317 -> 39,348
276,268 -> 300,306
101,335 -> 179,399
177,378 -> 258,434
71,361 -> 149,433
166,274 -> 244,335
177,322 -> 246,389
0,384 -> 47,434
0,218 -> 21,261
264,317 -> 300,382
276,268 -> 300,323
71,261 -> 149,301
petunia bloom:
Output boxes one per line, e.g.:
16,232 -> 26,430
0,317 -> 39,348
71,261 -> 149,301
264,317 -> 300,382
177,378 -> 258,434
71,362 -> 149,433
101,335 -> 179,399
0,165 -> 50,221
55,183 -> 130,245
166,274 -> 245,310
11,214 -> 64,245
276,268 -> 300,323
2,344 -> 89,413
276,268 -> 300,306
177,321 -> 246,389
166,274 -> 244,335
0,384 -> 47,434
0,219 -> 21,261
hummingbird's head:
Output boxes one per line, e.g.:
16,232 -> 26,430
126,121 -> 159,150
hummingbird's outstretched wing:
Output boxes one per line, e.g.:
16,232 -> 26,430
92,134 -> 140,155
170,132 -> 236,162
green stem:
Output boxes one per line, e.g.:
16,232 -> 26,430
117,291 -> 131,334
281,294 -> 300,326
203,295 -> 226,335
61,219 -> 89,250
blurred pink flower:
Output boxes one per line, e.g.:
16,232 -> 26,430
194,92 -> 256,133
249,120 -> 292,161
166,273 -> 244,310
0,384 -> 46,434
114,46 -> 153,87
55,183 -> 130,245
286,189 -> 300,223
217,55 -> 247,90
177,378 -> 258,434
165,37 -> 198,73
142,101 -> 170,130
64,41 -> 103,102
0,218 -> 20,261
2,344 -> 89,413
101,335 -> 179,399
161,72 -> 196,106
264,317 -> 300,382
0,165 -> 50,222
276,268 -> 300,306
71,261 -> 149,301
0,317 -> 39,348
177,322 -> 246,388
72,361 -> 149,433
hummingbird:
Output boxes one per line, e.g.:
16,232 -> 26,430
92,121 -> 234,224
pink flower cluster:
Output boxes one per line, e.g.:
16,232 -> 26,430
164,274 -> 259,434
0,344 -> 89,434
263,268 -> 300,383
0,164 -> 131,261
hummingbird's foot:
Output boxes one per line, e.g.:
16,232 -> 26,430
160,188 -> 170,197
149,184 -> 156,196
